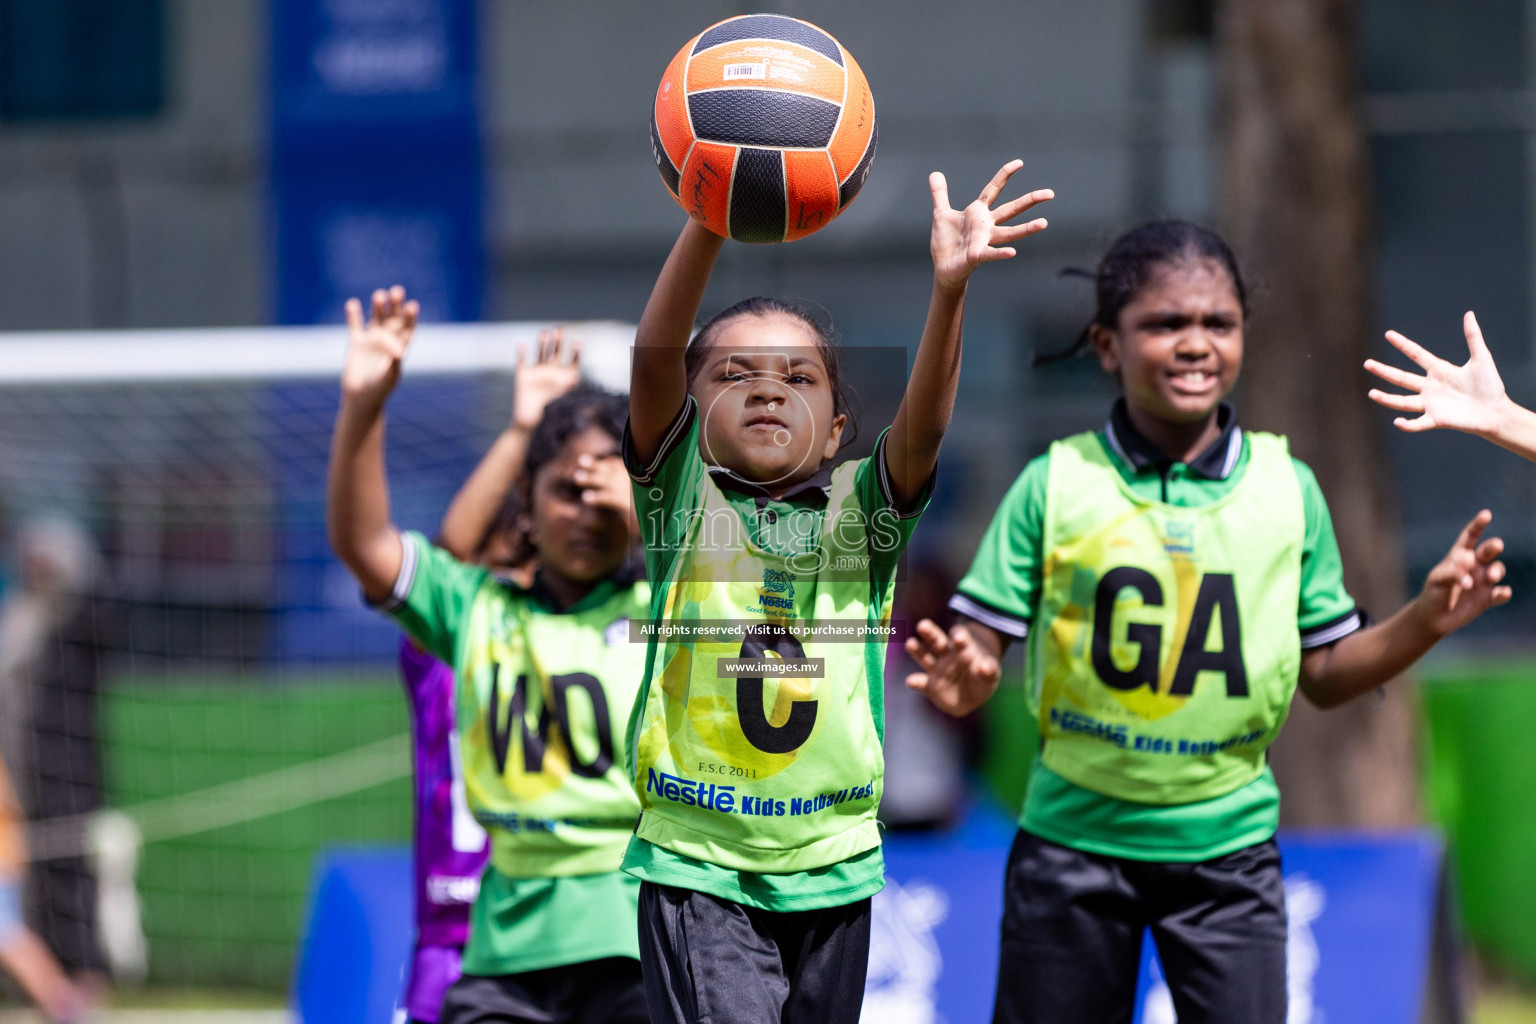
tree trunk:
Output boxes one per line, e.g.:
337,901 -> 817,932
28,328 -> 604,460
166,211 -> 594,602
1217,0 -> 1420,826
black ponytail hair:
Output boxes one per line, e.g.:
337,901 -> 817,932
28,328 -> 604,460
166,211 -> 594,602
1036,220 -> 1249,366
685,296 -> 859,451
487,382 -> 628,563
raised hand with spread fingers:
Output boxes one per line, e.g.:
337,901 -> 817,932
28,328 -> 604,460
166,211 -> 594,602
439,326 -> 584,561
329,285 -> 422,601
1366,311 -> 1536,462
886,162 -> 1053,504
341,285 -> 420,410
1297,508 -> 1510,708
903,619 -> 1002,717
1416,509 -> 1511,636
513,328 -> 583,432
928,160 -> 1053,291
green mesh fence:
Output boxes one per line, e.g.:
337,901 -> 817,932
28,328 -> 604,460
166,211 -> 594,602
101,676 -> 410,989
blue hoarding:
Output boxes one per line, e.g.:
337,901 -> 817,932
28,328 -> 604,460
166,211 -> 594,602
266,0 -> 484,662
297,811 -> 1450,1022
269,0 -> 482,325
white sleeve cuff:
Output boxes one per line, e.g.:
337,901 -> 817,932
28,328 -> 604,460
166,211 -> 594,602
875,431 -> 935,519
948,592 -> 1030,639
369,532 -> 418,613
1299,608 -> 1364,649
625,398 -> 696,486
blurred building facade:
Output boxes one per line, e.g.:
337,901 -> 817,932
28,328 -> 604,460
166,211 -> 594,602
0,0 -> 1532,638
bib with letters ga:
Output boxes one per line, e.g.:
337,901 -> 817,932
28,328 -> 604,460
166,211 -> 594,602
628,462 -> 888,873
1028,430 -> 1303,804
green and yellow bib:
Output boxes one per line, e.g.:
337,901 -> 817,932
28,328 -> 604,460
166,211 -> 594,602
1029,431 -> 1304,804
629,464 -> 889,873
458,582 -> 650,877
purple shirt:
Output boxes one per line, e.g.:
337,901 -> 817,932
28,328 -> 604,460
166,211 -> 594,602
399,637 -> 489,1020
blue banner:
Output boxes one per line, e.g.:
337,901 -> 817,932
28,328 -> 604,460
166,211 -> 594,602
296,814 -> 1448,1022
293,847 -> 415,1024
268,0 -> 482,325
266,0 -> 484,662
864,807 -> 1015,1021
869,808 -> 1447,1024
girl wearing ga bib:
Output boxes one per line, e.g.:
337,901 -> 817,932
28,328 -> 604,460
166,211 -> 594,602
625,163 -> 1053,1023
328,288 -> 653,1024
906,222 -> 1511,1024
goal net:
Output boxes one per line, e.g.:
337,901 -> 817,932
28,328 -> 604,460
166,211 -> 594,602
0,320 -> 634,991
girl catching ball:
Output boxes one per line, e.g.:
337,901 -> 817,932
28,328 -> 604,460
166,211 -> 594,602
328,289 -> 653,1024
624,161 -> 1052,1023
907,221 -> 1510,1024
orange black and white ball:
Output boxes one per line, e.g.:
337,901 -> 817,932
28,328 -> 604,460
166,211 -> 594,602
651,14 -> 877,244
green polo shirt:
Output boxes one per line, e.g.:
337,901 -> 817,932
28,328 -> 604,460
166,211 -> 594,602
952,402 -> 1361,861
621,396 -> 931,910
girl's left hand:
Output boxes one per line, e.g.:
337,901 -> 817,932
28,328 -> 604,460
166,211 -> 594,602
1415,509 -> 1511,636
905,619 -> 1001,717
930,160 -> 1052,291
513,327 -> 582,432
573,454 -> 633,515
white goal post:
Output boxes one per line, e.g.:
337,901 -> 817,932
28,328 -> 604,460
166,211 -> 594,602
0,320 -> 638,389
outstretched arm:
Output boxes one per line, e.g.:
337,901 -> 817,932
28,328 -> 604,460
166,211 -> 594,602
1299,510 -> 1510,708
629,219 -> 725,466
886,162 -> 1052,505
1366,311 -> 1536,462
326,286 -> 420,603
905,615 -> 1008,716
438,328 -> 581,560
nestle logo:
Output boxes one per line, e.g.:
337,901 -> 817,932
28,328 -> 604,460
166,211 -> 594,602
645,769 -> 736,813
762,568 -> 796,598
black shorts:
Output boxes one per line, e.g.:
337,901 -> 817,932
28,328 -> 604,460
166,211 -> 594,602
637,881 -> 870,1024
993,829 -> 1288,1024
438,957 -> 649,1024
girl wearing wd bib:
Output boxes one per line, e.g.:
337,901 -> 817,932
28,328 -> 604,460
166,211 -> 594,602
906,222 -> 1511,1024
328,289 -> 652,1024
625,163 -> 1053,1023
395,331 -> 578,1024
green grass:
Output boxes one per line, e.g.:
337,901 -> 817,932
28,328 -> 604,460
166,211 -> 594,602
1420,663 -> 1536,986
101,675 -> 411,990
105,987 -> 286,1008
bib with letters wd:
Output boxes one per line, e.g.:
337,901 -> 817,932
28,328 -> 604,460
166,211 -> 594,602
629,463 -> 888,873
1030,431 -> 1303,804
457,582 -> 649,878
